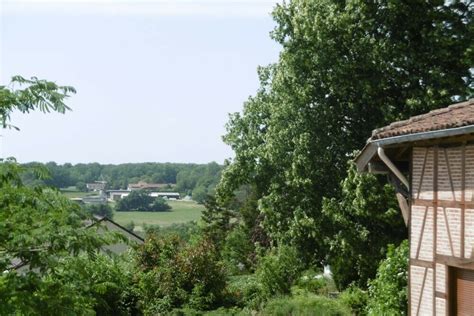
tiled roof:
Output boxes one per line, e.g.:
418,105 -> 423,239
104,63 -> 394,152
371,99 -> 474,140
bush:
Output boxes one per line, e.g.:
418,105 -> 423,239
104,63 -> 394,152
85,203 -> 114,219
226,274 -> 261,308
58,253 -> 141,316
116,190 -> 171,212
151,197 -> 172,212
366,240 -> 408,315
256,245 -> 303,299
221,226 -> 255,274
260,294 -> 351,316
339,285 -> 368,315
136,235 -> 227,313
144,222 -> 200,242
294,269 -> 336,297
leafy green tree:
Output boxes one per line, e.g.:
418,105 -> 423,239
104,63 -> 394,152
135,235 -> 227,313
0,76 -> 114,314
218,0 -> 472,271
75,181 -> 87,192
59,253 -> 141,316
115,190 -> 170,212
201,196 -> 235,248
0,75 -> 75,129
322,163 -> 407,289
85,203 -> 114,219
366,240 -> 408,315
256,244 -> 303,299
151,197 -> 172,212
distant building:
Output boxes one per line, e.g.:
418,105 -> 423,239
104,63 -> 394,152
150,192 -> 180,200
82,195 -> 108,205
106,190 -> 180,201
107,190 -> 130,201
86,181 -> 107,192
127,181 -> 173,191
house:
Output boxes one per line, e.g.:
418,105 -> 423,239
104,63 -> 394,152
355,99 -> 474,315
86,181 -> 107,191
106,190 -> 180,201
150,192 -> 180,200
107,190 -> 131,201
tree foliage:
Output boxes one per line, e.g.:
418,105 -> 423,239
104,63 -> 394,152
0,75 -> 75,129
218,0 -> 473,271
21,161 -> 223,197
85,203 -> 114,219
115,190 -> 171,212
322,163 -> 407,289
135,234 -> 227,313
366,240 -> 408,315
0,76 -> 116,314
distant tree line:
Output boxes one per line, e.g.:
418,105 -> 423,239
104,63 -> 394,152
20,161 -> 223,202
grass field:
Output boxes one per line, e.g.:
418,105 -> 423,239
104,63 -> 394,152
113,200 -> 205,231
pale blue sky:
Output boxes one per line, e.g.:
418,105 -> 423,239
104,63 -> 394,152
0,0 -> 281,164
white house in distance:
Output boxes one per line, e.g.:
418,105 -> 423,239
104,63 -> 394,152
106,190 -> 180,201
356,99 -> 474,315
86,181 -> 107,191
150,192 -> 180,200
107,190 -> 131,201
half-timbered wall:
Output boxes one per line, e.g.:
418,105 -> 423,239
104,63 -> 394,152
410,145 -> 474,315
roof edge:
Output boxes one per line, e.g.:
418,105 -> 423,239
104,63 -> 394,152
355,124 -> 474,172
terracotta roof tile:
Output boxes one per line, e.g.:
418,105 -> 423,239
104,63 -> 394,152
371,99 -> 474,140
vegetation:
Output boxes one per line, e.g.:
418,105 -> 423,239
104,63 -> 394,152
115,190 -> 171,212
217,0 -> 472,290
85,203 -> 114,219
135,235 -> 227,313
366,240 -> 409,315
113,200 -> 205,230
2,0 -> 473,314
22,161 -> 223,203
0,76 -> 115,314
322,163 -> 406,289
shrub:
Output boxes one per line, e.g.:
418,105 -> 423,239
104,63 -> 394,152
85,203 -> 114,219
116,190 -> 170,212
136,235 -> 227,313
56,253 -> 141,316
339,285 -> 368,316
226,274 -> 261,308
260,294 -> 351,316
221,226 -> 255,274
256,244 -> 303,298
366,240 -> 408,315
294,269 -> 337,297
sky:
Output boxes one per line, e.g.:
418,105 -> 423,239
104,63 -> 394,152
0,0 -> 281,164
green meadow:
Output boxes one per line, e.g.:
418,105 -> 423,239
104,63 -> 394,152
113,200 -> 205,231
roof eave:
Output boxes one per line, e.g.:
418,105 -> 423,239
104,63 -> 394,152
355,124 -> 474,172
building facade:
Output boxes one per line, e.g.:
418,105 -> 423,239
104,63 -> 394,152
356,99 -> 474,315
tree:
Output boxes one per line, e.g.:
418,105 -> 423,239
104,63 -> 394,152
85,203 -> 114,219
218,0 -> 472,270
322,163 -> 407,289
0,76 -> 75,129
0,76 -> 114,313
366,240 -> 409,315
115,190 -> 171,212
